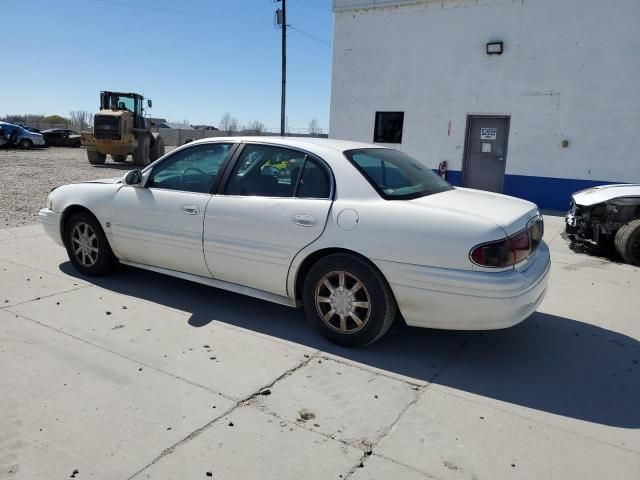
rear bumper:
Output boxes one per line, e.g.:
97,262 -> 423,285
39,208 -> 64,247
376,242 -> 551,330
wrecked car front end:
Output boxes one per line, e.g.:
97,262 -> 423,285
566,196 -> 640,246
566,184 -> 640,265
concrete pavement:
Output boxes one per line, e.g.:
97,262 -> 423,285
0,216 -> 638,479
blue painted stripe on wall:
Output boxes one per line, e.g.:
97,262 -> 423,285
436,170 -> 621,211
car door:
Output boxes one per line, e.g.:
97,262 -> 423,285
111,142 -> 235,277
203,143 -> 333,297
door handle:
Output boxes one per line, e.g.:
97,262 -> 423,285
181,204 -> 199,215
497,157 -> 504,162
292,214 -> 317,227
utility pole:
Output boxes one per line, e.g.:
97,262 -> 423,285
276,0 -> 286,136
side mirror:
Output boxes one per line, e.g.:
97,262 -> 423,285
147,99 -> 152,108
123,169 -> 143,186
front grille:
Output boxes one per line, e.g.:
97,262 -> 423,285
94,115 -> 120,140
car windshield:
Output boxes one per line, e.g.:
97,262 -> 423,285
344,148 -> 453,200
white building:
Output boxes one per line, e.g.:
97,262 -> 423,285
330,0 -> 640,210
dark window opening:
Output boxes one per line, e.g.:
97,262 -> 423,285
374,111 -> 404,144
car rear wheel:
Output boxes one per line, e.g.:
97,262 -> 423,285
303,253 -> 396,347
19,139 -> 33,149
615,219 -> 640,266
88,150 -> 106,165
64,211 -> 117,276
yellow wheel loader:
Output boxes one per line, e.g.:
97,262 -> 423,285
81,91 -> 165,166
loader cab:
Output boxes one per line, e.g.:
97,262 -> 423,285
100,91 -> 147,129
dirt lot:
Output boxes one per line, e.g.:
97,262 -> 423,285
0,146 -> 174,228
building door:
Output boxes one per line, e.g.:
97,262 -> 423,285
463,116 -> 510,193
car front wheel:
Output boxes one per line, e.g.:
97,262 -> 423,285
615,219 -> 640,266
303,253 -> 396,347
64,211 -> 117,275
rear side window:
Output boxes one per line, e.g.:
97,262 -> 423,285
224,144 -> 332,199
296,159 -> 331,199
345,148 -> 452,200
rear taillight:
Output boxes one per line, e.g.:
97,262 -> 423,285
470,216 -> 544,268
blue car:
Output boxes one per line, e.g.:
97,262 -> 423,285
0,121 -> 47,149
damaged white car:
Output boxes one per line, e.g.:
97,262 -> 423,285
566,184 -> 640,265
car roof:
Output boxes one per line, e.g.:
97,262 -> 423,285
186,136 -> 390,154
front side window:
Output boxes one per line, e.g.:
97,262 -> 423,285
345,148 -> 452,200
374,111 -> 404,143
225,144 -> 307,197
147,143 -> 233,193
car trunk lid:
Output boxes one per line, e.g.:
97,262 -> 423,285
409,187 -> 539,236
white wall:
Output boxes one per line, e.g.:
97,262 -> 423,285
330,0 -> 640,182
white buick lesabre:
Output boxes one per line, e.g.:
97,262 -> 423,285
40,137 -> 550,346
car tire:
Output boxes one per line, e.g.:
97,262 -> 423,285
87,150 -> 106,165
19,139 -> 33,149
614,219 -> 640,266
132,135 -> 150,166
64,211 -> 117,276
112,154 -> 127,162
303,253 -> 396,347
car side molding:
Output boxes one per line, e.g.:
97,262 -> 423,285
119,260 -> 299,308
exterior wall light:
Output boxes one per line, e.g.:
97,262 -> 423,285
486,42 -> 504,55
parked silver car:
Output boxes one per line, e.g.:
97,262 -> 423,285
0,122 -> 47,149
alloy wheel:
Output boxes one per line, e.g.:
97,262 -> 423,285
314,270 -> 371,333
71,222 -> 99,267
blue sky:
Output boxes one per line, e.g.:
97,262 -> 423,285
0,0 -> 333,130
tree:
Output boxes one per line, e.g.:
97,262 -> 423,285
69,111 -> 93,130
43,114 -> 70,125
308,118 -> 321,135
219,112 -> 239,132
244,120 -> 265,134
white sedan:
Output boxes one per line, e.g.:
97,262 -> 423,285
40,137 -> 550,347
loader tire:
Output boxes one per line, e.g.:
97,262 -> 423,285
149,136 -> 165,161
132,136 -> 150,167
614,219 -> 640,266
87,150 -> 106,165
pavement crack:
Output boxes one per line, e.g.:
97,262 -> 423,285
0,285 -> 89,310
6,309 -> 238,402
126,351 -> 320,479
341,333 -> 474,479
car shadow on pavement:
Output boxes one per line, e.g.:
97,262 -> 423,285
60,262 -> 640,430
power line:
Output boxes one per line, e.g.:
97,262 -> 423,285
288,25 -> 332,46
94,0 -> 271,25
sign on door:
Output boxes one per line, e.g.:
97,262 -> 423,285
480,128 -> 497,140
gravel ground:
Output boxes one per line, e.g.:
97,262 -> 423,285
0,146 -> 175,228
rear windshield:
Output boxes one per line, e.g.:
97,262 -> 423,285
344,148 -> 453,200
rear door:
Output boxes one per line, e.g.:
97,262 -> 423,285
111,142 -> 235,277
203,143 -> 333,297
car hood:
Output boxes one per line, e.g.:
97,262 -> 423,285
409,187 -> 539,236
571,184 -> 640,206
83,177 -> 121,184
